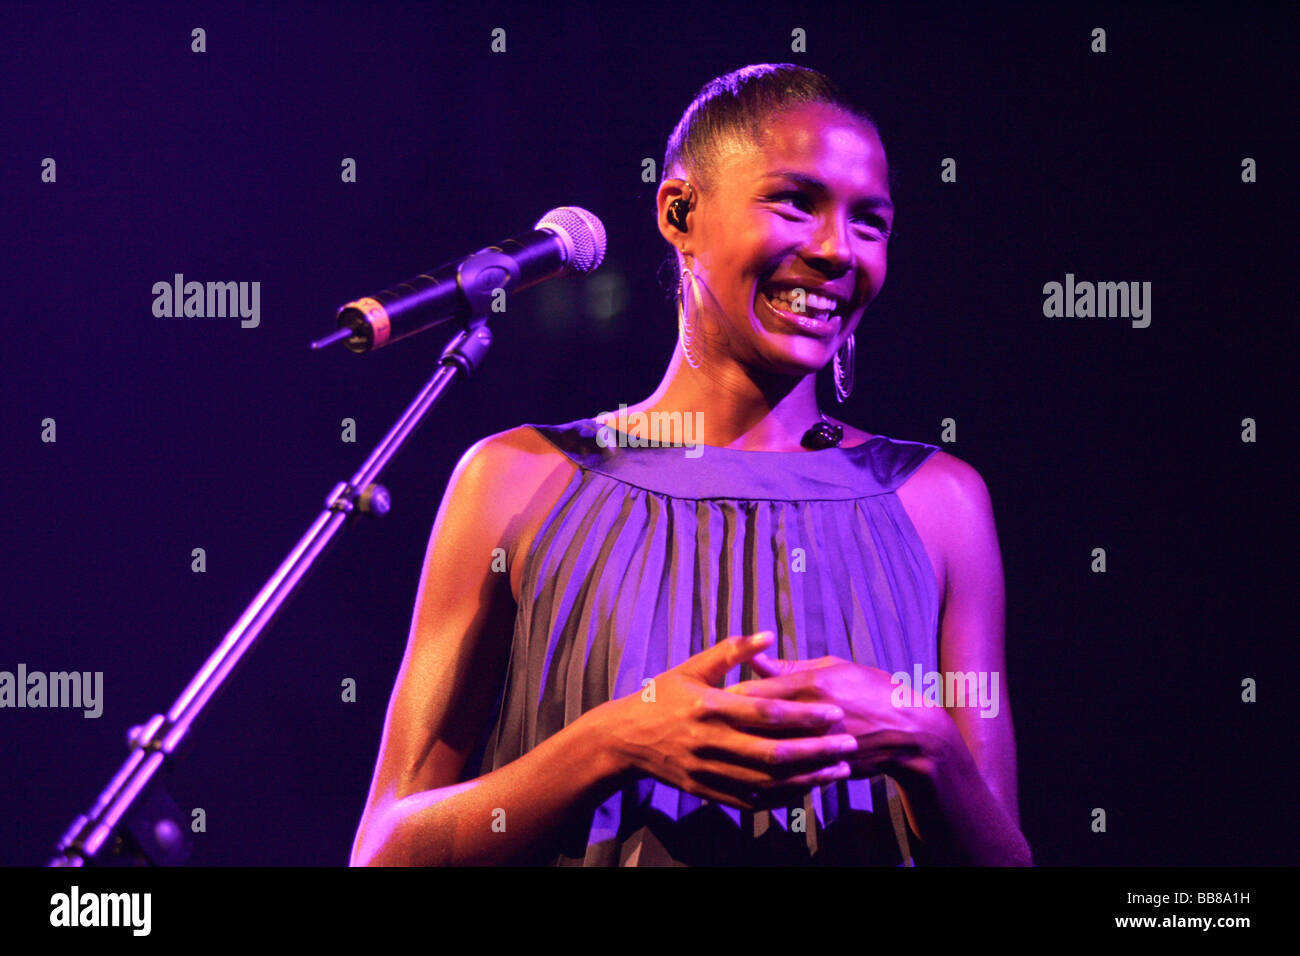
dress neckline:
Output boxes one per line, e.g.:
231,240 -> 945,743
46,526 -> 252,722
582,418 -> 878,456
523,419 -> 940,501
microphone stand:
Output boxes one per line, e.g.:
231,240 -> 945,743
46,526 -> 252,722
49,307 -> 495,865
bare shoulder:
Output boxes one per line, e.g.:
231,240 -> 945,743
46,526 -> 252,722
454,424 -> 575,490
908,447 -> 989,502
899,446 -> 996,535
452,425 -> 579,601
894,447 -> 997,602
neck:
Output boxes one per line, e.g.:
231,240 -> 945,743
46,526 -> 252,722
610,345 -> 828,452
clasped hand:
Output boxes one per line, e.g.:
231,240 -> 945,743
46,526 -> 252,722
594,630 -> 952,812
727,646 -> 954,785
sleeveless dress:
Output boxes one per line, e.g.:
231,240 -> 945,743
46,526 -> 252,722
477,417 -> 942,865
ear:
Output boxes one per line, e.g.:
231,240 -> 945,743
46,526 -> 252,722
656,178 -> 694,249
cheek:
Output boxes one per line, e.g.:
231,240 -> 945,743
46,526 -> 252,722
861,248 -> 888,295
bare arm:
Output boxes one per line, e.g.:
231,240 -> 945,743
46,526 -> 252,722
350,427 -> 615,866
353,712 -> 625,866
895,454 -> 1033,865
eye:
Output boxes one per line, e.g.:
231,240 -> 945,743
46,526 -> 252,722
854,216 -> 892,239
767,191 -> 814,212
767,193 -> 892,239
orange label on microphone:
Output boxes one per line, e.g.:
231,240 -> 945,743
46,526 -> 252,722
350,297 -> 391,347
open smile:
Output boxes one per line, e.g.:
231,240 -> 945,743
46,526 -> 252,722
754,285 -> 843,338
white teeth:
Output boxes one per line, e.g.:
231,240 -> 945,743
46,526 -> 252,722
762,288 -> 839,314
762,290 -> 837,322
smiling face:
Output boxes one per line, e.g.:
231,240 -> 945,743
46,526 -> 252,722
663,101 -> 893,378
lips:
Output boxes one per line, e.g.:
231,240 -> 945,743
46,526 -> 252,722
755,286 -> 841,337
761,279 -> 849,311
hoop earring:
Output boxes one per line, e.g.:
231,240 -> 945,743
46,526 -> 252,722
832,332 -> 855,403
678,256 -> 704,369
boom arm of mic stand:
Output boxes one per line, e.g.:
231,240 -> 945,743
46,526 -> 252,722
49,319 -> 494,865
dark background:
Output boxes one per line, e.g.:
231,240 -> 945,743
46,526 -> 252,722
1,0 -> 1292,866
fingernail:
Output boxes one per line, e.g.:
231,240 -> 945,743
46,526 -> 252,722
747,631 -> 774,646
819,706 -> 845,722
836,736 -> 858,753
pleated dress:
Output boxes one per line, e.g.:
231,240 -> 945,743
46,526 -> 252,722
476,417 -> 942,865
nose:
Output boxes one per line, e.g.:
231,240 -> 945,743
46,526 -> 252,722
804,211 -> 853,275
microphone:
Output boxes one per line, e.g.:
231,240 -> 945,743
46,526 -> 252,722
313,206 -> 606,353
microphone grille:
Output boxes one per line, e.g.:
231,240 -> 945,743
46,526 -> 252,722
535,206 -> 607,274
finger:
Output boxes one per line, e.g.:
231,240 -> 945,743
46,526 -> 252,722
702,728 -> 859,773
748,653 -> 797,678
748,762 -> 854,805
688,756 -> 846,802
723,674 -> 813,700
703,689 -> 843,730
850,730 -> 928,765
686,771 -> 759,811
689,758 -> 782,787
675,631 -> 775,686
751,653 -> 843,675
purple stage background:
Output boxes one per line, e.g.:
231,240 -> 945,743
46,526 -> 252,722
1,0 -> 1292,866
